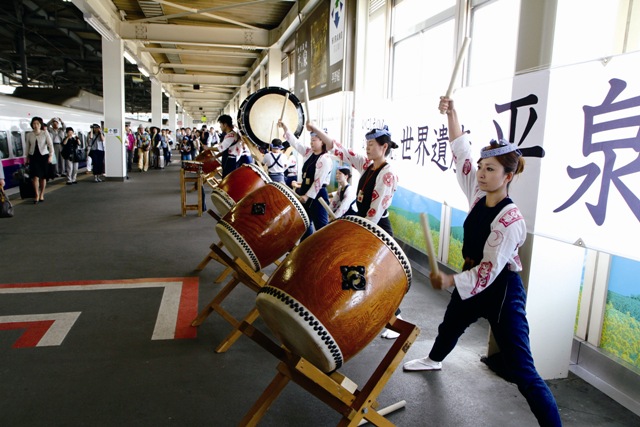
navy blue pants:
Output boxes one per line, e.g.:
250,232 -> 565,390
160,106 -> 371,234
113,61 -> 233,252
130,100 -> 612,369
301,187 -> 329,241
429,271 -> 561,426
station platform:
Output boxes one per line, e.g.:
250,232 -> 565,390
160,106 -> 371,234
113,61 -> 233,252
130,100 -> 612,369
0,161 -> 638,426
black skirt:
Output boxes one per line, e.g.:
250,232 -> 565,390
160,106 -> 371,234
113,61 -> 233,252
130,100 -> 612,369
29,145 -> 50,179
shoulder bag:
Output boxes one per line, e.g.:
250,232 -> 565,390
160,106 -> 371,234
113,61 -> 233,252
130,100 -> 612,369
1,188 -> 14,218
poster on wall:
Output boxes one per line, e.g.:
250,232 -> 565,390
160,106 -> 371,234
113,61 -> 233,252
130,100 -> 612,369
294,0 -> 348,101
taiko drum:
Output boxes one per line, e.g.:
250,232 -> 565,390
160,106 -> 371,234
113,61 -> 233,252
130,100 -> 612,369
216,182 -> 310,271
195,149 -> 221,174
255,217 -> 412,373
210,163 -> 271,216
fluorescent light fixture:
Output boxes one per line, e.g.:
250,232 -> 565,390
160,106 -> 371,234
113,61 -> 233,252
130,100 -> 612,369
123,51 -> 137,65
83,14 -> 116,42
139,67 -> 149,77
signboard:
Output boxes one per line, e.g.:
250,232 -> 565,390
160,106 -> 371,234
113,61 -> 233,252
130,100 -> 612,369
294,0 -> 350,101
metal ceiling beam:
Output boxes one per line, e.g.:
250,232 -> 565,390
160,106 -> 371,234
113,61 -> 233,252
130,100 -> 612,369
158,63 -> 248,72
141,47 -> 259,59
156,74 -> 242,85
120,22 -> 270,49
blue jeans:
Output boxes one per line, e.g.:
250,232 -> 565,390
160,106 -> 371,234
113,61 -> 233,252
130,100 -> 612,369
429,270 -> 561,427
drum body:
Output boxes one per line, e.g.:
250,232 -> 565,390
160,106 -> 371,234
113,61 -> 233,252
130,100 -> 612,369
182,160 -> 202,173
210,163 -> 271,216
195,149 -> 221,174
255,217 -> 412,372
216,182 -> 310,271
238,86 -> 305,150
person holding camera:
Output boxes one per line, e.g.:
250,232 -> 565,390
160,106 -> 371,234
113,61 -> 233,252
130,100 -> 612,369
89,124 -> 106,182
61,127 -> 82,185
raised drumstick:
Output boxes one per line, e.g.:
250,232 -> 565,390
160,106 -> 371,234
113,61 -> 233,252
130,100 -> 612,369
440,37 -> 471,114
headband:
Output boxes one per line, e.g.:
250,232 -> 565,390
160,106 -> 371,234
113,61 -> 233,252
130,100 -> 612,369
480,139 -> 522,159
310,128 -> 327,137
366,125 -> 391,140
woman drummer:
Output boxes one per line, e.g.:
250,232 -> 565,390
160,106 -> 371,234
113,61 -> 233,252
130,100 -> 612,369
278,120 -> 332,240
403,97 -> 561,427
310,123 -> 402,339
310,124 -> 398,236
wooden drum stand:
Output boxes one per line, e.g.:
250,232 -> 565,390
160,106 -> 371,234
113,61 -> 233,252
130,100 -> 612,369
238,315 -> 419,426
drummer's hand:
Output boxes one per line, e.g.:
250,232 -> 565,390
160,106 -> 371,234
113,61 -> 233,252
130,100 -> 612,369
277,119 -> 288,133
291,180 -> 301,189
429,271 -> 454,290
299,195 -> 308,203
305,121 -> 315,132
439,96 -> 454,114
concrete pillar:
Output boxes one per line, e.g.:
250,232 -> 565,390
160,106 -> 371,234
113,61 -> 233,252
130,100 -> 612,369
267,47 -> 282,86
168,96 -> 176,132
151,79 -> 162,127
101,37 -> 126,181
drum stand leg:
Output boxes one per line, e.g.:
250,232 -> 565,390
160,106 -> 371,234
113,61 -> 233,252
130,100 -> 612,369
191,244 -> 270,353
237,316 -> 420,426
194,209 -> 233,282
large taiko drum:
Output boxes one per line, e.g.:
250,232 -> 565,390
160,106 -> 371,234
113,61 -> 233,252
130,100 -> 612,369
255,217 -> 412,372
210,163 -> 271,216
237,86 -> 305,150
195,149 -> 221,174
215,182 -> 310,271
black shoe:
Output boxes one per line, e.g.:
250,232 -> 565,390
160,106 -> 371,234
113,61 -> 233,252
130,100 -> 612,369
72,181 -> 78,184
66,182 -> 72,185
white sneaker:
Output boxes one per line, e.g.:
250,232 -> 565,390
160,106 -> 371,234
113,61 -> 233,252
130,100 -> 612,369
403,357 -> 442,371
381,328 -> 400,339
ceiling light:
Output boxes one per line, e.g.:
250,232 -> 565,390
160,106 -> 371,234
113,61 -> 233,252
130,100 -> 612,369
123,51 -> 137,65
84,14 -> 116,42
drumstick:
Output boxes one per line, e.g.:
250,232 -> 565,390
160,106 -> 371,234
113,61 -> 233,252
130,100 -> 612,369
318,197 -> 337,221
303,80 -> 311,121
440,37 -> 471,114
357,400 -> 406,426
420,213 -> 439,274
291,189 -> 336,221
280,91 -> 289,121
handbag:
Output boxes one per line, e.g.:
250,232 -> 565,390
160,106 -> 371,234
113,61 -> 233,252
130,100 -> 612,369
75,147 -> 86,161
0,188 -> 14,218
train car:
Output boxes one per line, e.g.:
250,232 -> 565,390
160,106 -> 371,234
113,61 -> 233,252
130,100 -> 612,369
0,94 -> 148,189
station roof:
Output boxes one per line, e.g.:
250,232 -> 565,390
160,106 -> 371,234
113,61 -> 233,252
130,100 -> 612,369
0,0 -> 312,118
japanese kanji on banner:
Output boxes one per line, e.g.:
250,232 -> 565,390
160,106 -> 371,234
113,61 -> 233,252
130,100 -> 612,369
354,50 -> 639,261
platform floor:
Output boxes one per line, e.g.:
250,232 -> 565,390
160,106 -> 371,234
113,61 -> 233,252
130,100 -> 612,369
1,162 -> 638,426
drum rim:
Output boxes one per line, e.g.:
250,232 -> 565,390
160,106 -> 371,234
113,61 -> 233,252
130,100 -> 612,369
238,86 -> 305,148
339,216 -> 413,290
210,188 -> 235,211
243,163 -> 272,184
267,181 -> 311,229
257,286 -> 343,372
217,220 -> 261,271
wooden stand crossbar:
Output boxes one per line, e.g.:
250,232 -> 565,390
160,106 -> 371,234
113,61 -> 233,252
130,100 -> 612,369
237,316 -> 420,426
192,244 -> 270,353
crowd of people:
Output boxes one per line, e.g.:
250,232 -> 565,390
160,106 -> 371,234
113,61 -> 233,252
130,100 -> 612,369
19,117 -> 215,203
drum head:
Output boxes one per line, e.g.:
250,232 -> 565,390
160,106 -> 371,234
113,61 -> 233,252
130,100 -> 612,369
238,87 -> 305,149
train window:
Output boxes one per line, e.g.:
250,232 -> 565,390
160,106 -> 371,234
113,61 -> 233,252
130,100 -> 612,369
0,131 -> 8,159
11,131 -> 23,157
